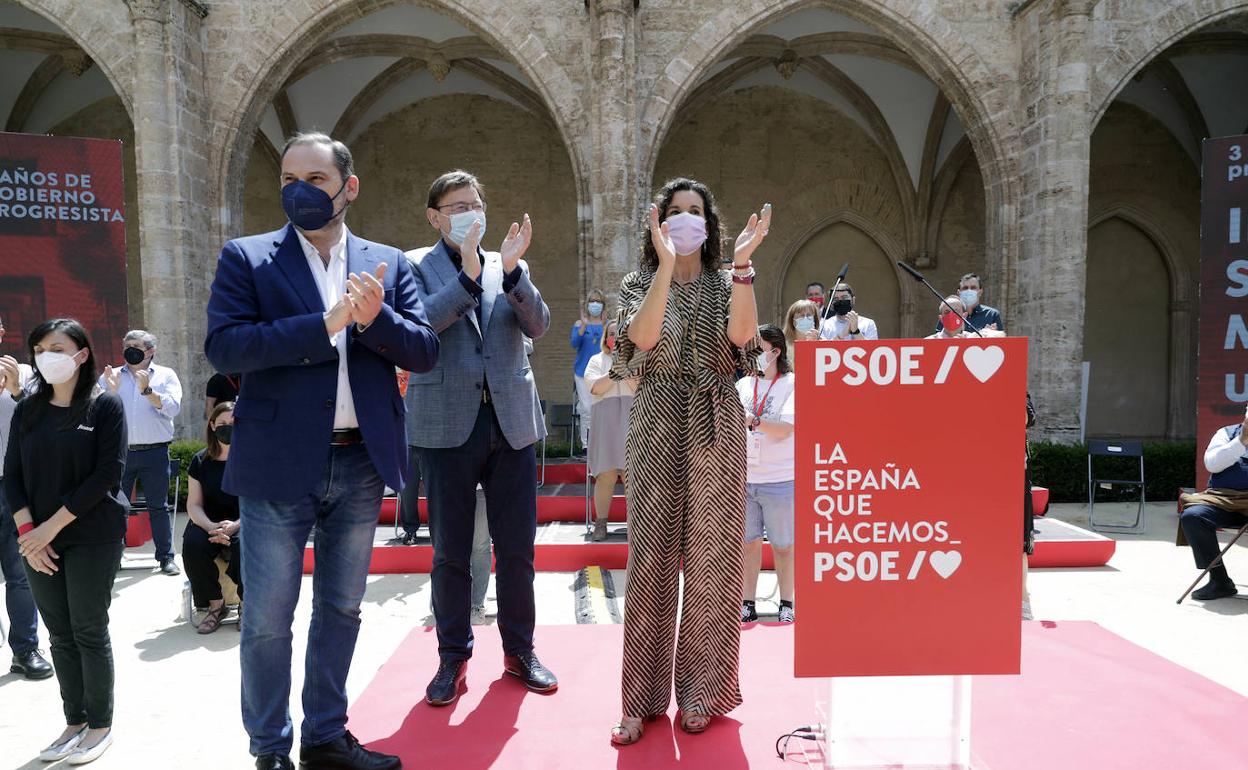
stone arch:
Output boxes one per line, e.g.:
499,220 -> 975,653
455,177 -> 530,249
1087,203 -> 1195,438
10,0 -> 135,118
212,0 -> 589,242
773,210 -> 915,336
1090,1 -> 1248,127
639,0 -> 1015,314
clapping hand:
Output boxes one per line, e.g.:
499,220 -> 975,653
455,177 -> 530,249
461,220 -> 483,280
346,262 -> 388,328
648,204 -> 676,268
0,355 -> 21,396
103,365 -> 121,391
500,214 -> 533,273
733,203 -> 771,266
134,368 -> 151,392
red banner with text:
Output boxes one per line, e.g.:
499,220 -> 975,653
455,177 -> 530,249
1198,136 -> 1248,487
0,132 -> 128,362
794,338 -> 1026,678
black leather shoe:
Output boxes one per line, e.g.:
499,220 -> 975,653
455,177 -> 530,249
504,652 -> 558,693
425,659 -> 467,706
1192,579 -> 1238,601
299,730 -> 399,770
255,754 -> 294,770
10,649 -> 54,680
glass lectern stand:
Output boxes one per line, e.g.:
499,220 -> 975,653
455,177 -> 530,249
807,675 -> 972,769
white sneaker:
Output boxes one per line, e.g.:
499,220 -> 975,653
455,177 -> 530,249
66,730 -> 112,765
38,727 -> 85,762
1021,600 -> 1033,621
470,604 -> 487,625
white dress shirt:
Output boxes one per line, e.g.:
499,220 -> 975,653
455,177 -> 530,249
1205,424 -> 1248,474
98,363 -> 183,445
820,313 -> 878,340
294,224 -> 358,430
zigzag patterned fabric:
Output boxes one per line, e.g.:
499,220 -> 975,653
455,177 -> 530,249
612,268 -> 761,717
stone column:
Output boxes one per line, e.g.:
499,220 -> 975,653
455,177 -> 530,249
588,0 -> 640,302
127,0 -> 214,438
1014,0 -> 1093,441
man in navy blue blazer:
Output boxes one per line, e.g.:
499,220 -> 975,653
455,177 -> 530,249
205,132 -> 437,770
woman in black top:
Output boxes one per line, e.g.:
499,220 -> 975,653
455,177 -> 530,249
184,400 -> 242,633
4,318 -> 126,764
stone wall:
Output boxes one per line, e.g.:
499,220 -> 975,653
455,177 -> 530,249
340,94 -> 581,405
8,0 -> 1245,441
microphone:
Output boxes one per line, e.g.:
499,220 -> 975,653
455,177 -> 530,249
894,260 -> 982,337
897,260 -> 925,282
821,263 -> 851,323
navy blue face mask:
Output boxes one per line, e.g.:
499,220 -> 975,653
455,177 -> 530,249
281,178 -> 349,231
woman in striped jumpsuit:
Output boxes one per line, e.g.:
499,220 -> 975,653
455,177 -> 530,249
609,177 -> 770,744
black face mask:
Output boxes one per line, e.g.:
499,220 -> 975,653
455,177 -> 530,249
123,347 -> 147,365
213,425 -> 233,446
831,298 -> 853,316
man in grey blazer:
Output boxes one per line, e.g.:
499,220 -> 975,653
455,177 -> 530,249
405,170 -> 555,706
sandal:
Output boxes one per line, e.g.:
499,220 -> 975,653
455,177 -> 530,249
197,605 -> 226,635
610,716 -> 645,746
679,711 -> 711,734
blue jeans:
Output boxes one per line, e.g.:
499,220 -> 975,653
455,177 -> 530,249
121,445 -> 173,562
421,402 -> 536,662
239,443 -> 383,757
0,485 -> 40,655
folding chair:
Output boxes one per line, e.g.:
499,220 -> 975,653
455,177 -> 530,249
1177,518 -> 1248,604
122,456 -> 182,569
538,400 -> 548,488
548,403 -> 579,455
1087,439 -> 1146,533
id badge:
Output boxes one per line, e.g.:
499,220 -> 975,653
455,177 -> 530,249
746,431 -> 762,464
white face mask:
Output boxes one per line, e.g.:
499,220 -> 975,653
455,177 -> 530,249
448,209 -> 487,247
794,316 -> 816,333
35,351 -> 80,385
756,351 -> 775,373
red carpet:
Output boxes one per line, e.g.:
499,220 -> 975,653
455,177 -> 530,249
346,621 -> 1246,769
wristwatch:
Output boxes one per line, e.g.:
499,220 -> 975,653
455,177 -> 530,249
141,386 -> 153,395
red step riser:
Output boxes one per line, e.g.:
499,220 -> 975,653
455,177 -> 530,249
377,495 -> 628,524
302,537 -> 1112,575
304,542 -> 777,574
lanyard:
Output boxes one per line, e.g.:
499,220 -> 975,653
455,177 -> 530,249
752,374 -> 780,418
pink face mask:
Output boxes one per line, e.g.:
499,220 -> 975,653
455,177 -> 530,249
665,212 -> 708,256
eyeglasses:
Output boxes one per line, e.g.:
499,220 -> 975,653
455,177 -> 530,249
436,202 -> 487,216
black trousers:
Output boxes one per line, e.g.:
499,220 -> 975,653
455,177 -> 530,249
1180,503 -> 1247,578
422,402 -> 537,661
398,445 -> 424,535
182,523 -> 243,607
26,539 -> 123,729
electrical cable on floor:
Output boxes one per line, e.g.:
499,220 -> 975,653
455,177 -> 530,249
774,725 -> 818,759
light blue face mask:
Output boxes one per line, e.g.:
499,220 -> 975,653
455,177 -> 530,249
448,209 -> 487,247
794,316 -> 816,333
587,302 -> 604,317
958,289 -> 978,308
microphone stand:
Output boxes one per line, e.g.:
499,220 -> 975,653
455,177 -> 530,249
895,260 -> 982,337
819,263 -> 850,329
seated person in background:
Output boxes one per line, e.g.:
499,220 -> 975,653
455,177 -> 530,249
783,299 -> 820,362
183,401 -> 242,633
819,283 -> 878,340
925,296 -> 969,339
1179,405 -> 1248,601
